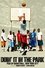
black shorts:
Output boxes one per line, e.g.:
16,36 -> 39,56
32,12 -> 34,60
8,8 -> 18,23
38,40 -> 43,46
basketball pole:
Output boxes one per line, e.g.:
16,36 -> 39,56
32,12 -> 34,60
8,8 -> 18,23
29,8 -> 31,32
10,20 -> 12,31
29,21 -> 30,32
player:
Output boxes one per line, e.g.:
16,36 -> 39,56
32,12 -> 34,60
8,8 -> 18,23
37,28 -> 43,51
17,30 -> 21,50
7,31 -> 14,52
29,29 -> 37,51
1,29 -> 6,51
18,13 -> 27,55
13,32 -> 16,51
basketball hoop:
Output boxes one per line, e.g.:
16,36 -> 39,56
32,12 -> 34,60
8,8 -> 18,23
21,0 -> 26,7
22,3 -> 26,7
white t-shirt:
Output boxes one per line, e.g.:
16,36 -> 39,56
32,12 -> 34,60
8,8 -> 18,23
37,32 -> 42,40
8,34 -> 13,42
19,21 -> 26,35
1,32 -> 6,41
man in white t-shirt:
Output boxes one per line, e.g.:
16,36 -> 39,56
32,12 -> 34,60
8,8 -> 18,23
37,28 -> 43,51
1,29 -> 6,47
7,31 -> 14,52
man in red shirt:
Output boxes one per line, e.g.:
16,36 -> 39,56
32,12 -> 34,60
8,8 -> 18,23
17,30 -> 21,49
